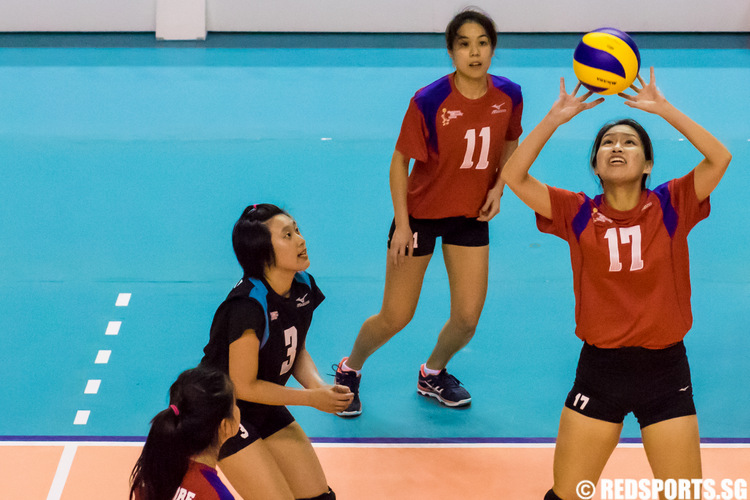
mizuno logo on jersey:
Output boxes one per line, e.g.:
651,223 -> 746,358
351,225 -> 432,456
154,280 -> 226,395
270,311 -> 279,321
491,103 -> 506,114
441,108 -> 464,126
296,294 -> 310,308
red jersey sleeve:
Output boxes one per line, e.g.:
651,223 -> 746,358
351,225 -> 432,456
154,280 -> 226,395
536,185 -> 588,240
394,98 -> 429,163
506,100 -> 523,142
667,170 -> 711,232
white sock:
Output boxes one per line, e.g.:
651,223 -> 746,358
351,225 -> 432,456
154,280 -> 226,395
422,364 -> 441,376
341,358 -> 361,376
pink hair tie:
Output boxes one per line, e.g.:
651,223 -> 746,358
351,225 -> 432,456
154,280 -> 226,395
169,404 -> 180,416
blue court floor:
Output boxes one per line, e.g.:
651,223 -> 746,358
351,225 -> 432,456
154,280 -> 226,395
0,34 -> 748,446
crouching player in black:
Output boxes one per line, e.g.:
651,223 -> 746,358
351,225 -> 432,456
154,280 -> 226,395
201,204 -> 353,500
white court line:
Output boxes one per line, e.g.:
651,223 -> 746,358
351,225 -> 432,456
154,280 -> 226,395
46,444 -> 77,500
104,321 -> 121,336
94,350 -> 111,364
73,410 -> 90,425
116,293 -> 131,307
84,380 -> 101,394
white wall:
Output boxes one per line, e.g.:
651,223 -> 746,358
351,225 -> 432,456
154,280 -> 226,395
1,0 -> 748,33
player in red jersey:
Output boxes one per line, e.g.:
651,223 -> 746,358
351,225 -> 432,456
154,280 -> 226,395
335,8 -> 523,415
130,367 -> 239,500
501,68 -> 731,500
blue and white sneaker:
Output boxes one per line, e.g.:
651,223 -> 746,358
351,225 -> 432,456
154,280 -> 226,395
417,365 -> 471,407
334,357 -> 362,417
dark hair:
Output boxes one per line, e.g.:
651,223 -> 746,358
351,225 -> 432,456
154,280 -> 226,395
445,7 -> 498,52
590,118 -> 654,190
232,203 -> 288,279
129,367 -> 235,500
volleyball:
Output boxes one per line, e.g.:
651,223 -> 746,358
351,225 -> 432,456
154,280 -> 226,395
573,27 -> 640,95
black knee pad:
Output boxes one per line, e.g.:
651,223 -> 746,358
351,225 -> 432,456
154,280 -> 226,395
297,487 -> 335,500
544,488 -> 563,500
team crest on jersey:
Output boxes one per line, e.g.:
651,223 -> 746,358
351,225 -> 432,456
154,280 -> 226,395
491,103 -> 507,114
270,311 -> 279,321
441,108 -> 464,126
592,208 -> 613,224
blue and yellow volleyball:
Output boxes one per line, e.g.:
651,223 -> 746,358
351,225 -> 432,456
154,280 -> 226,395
573,28 -> 640,95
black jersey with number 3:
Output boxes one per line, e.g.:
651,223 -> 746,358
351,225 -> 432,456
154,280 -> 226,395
201,272 -> 324,386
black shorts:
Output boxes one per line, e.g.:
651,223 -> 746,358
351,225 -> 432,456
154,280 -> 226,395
387,216 -> 489,257
218,399 -> 295,460
565,341 -> 696,429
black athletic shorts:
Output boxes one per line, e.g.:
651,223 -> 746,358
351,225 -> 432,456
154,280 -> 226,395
564,341 -> 696,429
387,216 -> 489,257
218,399 -> 295,459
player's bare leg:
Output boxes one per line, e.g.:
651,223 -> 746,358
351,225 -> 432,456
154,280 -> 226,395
641,415 -> 702,500
425,243 -> 488,370
346,253 -> 432,370
551,408 -> 622,499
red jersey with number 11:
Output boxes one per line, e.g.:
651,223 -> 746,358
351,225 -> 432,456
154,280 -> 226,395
536,171 -> 710,349
396,73 -> 523,219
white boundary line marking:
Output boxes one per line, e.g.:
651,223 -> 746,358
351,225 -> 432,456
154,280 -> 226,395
46,444 -> 77,500
115,293 -> 131,307
104,321 -> 121,336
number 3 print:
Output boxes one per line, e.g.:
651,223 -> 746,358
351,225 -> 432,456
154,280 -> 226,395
279,326 -> 298,375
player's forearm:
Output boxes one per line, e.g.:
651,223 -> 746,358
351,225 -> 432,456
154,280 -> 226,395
291,350 -> 326,389
501,115 -> 557,188
658,100 -> 731,171
235,379 -> 317,407
389,149 -> 411,226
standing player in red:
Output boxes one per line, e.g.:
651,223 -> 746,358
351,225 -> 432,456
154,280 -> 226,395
130,367 -> 240,500
335,8 -> 523,415
501,69 -> 731,500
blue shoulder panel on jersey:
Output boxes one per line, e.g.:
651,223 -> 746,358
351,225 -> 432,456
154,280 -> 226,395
652,182 -> 678,237
572,195 -> 594,241
246,277 -> 271,349
294,271 -> 311,288
200,468 -> 236,500
413,75 -> 452,153
490,75 -> 522,108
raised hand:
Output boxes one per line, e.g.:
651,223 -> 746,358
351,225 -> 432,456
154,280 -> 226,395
548,78 -> 605,126
619,66 -> 667,114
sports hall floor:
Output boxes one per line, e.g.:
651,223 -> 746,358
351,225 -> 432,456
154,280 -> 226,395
0,32 -> 748,499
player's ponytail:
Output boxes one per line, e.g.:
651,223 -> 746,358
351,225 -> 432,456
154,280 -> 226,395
129,367 -> 236,500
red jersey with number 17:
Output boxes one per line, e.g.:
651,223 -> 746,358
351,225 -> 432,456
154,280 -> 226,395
536,171 -> 710,349
396,73 -> 523,219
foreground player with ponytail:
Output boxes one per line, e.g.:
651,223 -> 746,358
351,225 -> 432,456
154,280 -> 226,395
130,367 -> 240,500
501,69 -> 731,499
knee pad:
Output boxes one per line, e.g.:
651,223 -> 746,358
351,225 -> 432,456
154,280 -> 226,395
297,487 -> 335,500
544,488 -> 563,500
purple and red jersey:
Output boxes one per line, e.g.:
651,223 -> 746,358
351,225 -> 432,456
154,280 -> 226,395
134,461 -> 234,500
170,462 -> 234,500
396,73 -> 523,219
536,171 -> 710,349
